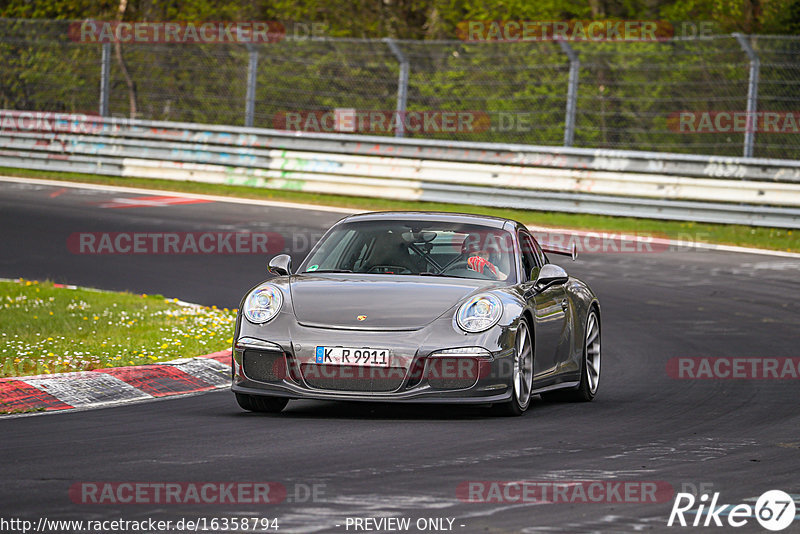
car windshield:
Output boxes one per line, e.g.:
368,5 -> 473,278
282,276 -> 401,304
300,220 -> 517,283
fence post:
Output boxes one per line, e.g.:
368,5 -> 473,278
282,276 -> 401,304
384,38 -> 410,138
734,33 -> 760,158
245,45 -> 258,128
557,40 -> 579,147
99,42 -> 111,117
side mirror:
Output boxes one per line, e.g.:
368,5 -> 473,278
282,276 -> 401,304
534,264 -> 568,290
268,254 -> 292,276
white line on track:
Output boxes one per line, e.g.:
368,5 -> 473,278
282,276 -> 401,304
0,175 -> 357,214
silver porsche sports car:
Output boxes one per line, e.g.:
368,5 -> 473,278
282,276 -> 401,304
231,212 -> 600,416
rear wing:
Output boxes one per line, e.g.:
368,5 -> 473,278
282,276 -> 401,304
540,241 -> 578,261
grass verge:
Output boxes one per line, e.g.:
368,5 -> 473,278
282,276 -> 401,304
0,166 -> 798,252
0,278 -> 236,377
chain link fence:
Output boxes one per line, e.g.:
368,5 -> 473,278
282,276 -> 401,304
1,19 -> 799,159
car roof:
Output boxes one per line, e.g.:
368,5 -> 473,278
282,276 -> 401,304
339,211 -> 522,230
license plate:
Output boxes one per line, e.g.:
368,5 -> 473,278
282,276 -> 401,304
315,346 -> 390,367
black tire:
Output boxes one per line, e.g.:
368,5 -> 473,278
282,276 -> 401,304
235,393 -> 289,413
492,321 -> 534,416
542,308 -> 600,403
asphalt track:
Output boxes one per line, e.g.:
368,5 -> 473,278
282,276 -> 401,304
1,178 -> 799,533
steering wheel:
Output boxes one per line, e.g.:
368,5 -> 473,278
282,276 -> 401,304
440,259 -> 496,280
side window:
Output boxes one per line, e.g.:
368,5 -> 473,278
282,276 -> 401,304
530,235 -> 547,266
519,232 -> 540,282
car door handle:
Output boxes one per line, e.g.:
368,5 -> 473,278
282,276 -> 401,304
560,299 -> 568,310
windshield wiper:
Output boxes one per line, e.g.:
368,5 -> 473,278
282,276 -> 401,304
307,269 -> 353,273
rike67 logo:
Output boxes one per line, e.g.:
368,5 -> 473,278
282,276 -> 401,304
668,489 -> 796,531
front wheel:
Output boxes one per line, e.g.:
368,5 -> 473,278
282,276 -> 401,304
493,321 -> 533,416
543,308 -> 600,402
235,393 -> 289,413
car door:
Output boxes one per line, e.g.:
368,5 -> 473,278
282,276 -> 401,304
519,231 -> 570,379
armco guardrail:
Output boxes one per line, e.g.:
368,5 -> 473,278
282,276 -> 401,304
1,110 -> 800,228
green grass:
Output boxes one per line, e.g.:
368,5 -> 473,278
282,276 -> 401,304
1,166 -> 798,252
0,278 -> 236,377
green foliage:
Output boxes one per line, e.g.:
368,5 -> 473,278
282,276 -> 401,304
0,2 -> 798,156
2,0 -> 798,36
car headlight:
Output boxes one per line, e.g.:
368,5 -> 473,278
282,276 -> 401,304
244,285 -> 283,324
456,294 -> 503,333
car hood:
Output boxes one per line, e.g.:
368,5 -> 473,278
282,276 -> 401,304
289,274 -> 495,330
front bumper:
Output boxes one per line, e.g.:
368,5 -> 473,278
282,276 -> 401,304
231,317 -> 517,404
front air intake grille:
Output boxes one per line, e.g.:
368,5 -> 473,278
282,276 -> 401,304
242,350 -> 287,382
427,357 -> 480,390
405,358 -> 425,388
300,364 -> 406,392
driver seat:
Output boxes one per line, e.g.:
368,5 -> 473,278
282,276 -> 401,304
367,231 -> 422,273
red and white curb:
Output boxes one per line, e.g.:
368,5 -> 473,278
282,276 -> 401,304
0,349 -> 231,415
